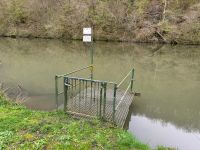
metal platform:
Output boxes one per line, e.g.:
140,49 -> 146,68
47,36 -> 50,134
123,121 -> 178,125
65,87 -> 134,127
55,65 -> 135,128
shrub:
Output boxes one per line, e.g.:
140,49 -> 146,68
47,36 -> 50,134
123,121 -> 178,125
8,0 -> 27,24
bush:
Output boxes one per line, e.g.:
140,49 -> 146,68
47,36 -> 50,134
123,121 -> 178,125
8,0 -> 27,24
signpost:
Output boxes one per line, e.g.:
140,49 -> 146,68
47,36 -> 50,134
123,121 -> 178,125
83,27 -> 93,79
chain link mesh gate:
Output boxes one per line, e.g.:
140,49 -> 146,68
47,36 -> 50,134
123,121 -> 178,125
63,77 -> 117,121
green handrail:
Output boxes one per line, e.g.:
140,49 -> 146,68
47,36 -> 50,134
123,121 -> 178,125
55,65 -> 93,78
115,82 -> 132,111
115,68 -> 135,111
55,65 -> 93,110
117,68 -> 135,89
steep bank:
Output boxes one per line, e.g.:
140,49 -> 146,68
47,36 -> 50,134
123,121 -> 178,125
0,0 -> 199,44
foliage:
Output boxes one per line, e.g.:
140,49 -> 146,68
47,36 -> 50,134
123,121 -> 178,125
157,146 -> 177,150
8,0 -> 27,24
169,0 -> 200,10
0,0 -> 199,45
135,0 -> 149,14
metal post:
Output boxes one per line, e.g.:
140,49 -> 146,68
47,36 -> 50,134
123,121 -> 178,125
78,79 -> 81,113
90,81 -> 93,108
55,76 -> 58,111
103,83 -> 107,119
130,68 -> 135,92
83,27 -> 93,80
64,77 -> 69,112
113,84 -> 117,123
99,83 -> 103,118
90,43 -> 94,80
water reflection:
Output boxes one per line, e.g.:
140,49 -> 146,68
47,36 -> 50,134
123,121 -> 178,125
132,46 -> 200,132
129,115 -> 200,150
0,38 -> 200,149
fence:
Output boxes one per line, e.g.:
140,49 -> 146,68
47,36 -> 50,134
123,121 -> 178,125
55,65 -> 135,124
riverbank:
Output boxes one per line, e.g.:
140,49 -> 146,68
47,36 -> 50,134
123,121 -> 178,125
0,92 -> 173,150
0,0 -> 200,45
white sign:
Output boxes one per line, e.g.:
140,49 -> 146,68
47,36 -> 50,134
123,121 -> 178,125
83,28 -> 92,35
83,35 -> 92,42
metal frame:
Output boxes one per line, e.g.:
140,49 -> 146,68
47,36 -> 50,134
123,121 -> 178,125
63,76 -> 117,121
55,66 -> 135,123
115,68 -> 135,112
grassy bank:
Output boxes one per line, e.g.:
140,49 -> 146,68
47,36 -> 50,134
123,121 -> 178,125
0,0 -> 200,44
0,93 -> 173,150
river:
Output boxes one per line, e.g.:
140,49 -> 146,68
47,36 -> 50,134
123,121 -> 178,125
0,38 -> 200,150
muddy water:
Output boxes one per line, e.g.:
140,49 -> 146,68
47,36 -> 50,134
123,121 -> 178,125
0,38 -> 200,150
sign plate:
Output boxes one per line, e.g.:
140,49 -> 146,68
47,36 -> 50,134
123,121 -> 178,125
83,28 -> 92,35
83,35 -> 92,42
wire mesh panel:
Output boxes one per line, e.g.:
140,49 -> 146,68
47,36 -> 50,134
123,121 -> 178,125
103,83 -> 134,126
63,76 -> 134,126
64,77 -> 109,118
102,83 -> 116,122
114,88 -> 134,127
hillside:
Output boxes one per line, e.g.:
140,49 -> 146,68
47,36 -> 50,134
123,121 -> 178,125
0,0 -> 199,44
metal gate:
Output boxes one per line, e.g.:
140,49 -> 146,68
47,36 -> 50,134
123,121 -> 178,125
63,77 -> 117,121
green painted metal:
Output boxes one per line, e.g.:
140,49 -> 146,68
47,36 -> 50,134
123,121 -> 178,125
103,82 -> 107,118
56,65 -> 92,78
115,82 -> 132,111
67,77 -> 116,84
117,69 -> 132,88
64,78 -> 69,111
90,44 -> 94,80
54,34 -> 135,123
99,83 -> 103,118
62,77 -> 109,118
131,68 -> 135,92
55,76 -> 58,110
55,65 -> 93,110
78,79 -> 81,113
55,65 -> 135,124
113,84 -> 117,123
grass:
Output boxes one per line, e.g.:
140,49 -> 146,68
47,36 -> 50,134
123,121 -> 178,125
0,93 -> 174,150
0,94 -> 144,149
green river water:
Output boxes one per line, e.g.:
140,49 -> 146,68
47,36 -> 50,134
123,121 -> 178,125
0,38 -> 200,150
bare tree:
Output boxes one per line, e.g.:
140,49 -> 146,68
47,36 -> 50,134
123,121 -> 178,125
162,0 -> 167,22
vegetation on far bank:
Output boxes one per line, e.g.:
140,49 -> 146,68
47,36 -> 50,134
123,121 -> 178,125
0,0 -> 200,44
0,92 -> 175,150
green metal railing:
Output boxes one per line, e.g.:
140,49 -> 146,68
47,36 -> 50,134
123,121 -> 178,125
55,65 -> 93,110
63,77 -> 115,119
115,68 -> 135,111
55,66 -> 135,123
